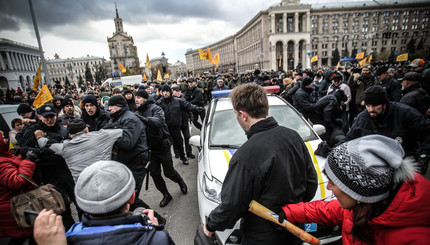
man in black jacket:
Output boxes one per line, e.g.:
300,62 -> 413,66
184,78 -> 205,130
400,72 -> 430,115
81,94 -> 108,131
375,67 -> 401,102
135,90 -> 187,208
204,83 -> 318,245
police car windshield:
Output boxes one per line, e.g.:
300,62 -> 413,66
209,105 -> 317,147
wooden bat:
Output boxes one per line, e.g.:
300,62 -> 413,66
248,200 -> 320,245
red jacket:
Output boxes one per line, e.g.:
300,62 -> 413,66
282,174 -> 430,244
0,135 -> 36,238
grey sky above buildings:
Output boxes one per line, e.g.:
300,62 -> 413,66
0,0 -> 424,64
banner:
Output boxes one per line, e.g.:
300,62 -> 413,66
368,54 -> 373,63
206,47 -> 213,64
355,52 -> 365,59
145,53 -> 151,68
157,69 -> 162,81
396,53 -> 408,62
33,62 -> 41,91
310,55 -> 318,63
213,52 -> 220,68
164,73 -> 170,79
198,49 -> 207,60
359,57 -> 367,66
33,84 -> 53,108
118,61 -> 126,73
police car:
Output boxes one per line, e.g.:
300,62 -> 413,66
191,86 -> 341,245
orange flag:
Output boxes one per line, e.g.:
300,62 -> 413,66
33,84 -> 53,108
118,61 -> 126,73
33,62 -> 42,91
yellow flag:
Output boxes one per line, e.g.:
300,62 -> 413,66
118,61 -> 126,73
206,47 -> 213,64
157,69 -> 162,81
336,62 -> 340,70
143,73 -> 148,81
164,73 -> 170,79
9,139 -> 13,150
33,84 -> 53,108
213,52 -> 220,68
359,57 -> 367,66
279,55 -> 282,67
145,53 -> 151,68
356,52 -> 365,59
396,53 -> 408,62
311,55 -> 318,63
368,54 -> 373,63
33,62 -> 42,91
198,49 -> 207,60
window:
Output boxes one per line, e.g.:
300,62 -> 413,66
373,19 -> 379,25
424,9 -> 429,15
403,18 -> 409,23
411,24 -> 418,30
391,40 -> 397,45
312,44 -> 318,49
312,23 -> 318,28
402,32 -> 409,37
363,12 -> 369,18
412,17 -> 419,23
372,41 -> 378,46
383,19 -> 389,24
343,13 -> 349,18
383,11 -> 390,17
393,11 -> 400,16
322,51 -> 328,56
333,36 -> 339,41
373,12 -> 379,17
322,44 -> 328,49
401,39 -> 406,44
402,25 -> 408,30
403,10 -> 409,16
392,26 -> 398,31
373,26 -> 379,32
352,42 -> 357,46
393,18 -> 399,24
342,42 -> 346,48
423,17 -> 429,22
413,10 -> 419,15
332,43 -> 336,48
362,27 -> 369,32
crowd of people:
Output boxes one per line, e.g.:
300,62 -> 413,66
0,57 -> 429,244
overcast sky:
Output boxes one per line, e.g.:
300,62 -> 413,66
0,0 -> 418,64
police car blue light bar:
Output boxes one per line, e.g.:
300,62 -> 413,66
212,86 -> 280,98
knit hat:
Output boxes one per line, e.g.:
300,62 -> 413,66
254,69 -> 261,76
82,94 -> 98,106
160,84 -> 172,93
75,160 -> 135,214
135,89 -> 149,99
301,77 -> 313,87
62,99 -> 74,109
67,119 -> 87,135
364,85 -> 388,105
325,134 -> 415,203
108,95 -> 127,107
122,89 -> 133,96
102,96 -> 110,105
17,103 -> 33,115
375,67 -> 388,76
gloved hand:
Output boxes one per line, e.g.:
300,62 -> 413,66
135,114 -> 149,124
196,106 -> 205,112
103,123 -> 115,129
25,151 -> 39,163
277,209 -> 287,224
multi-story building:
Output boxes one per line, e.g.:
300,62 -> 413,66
46,55 -> 106,85
186,0 -> 430,74
0,38 -> 42,92
107,7 -> 139,73
169,60 -> 187,80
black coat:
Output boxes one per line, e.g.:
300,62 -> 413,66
184,86 -> 204,106
400,83 -> 430,115
293,86 -> 317,119
206,117 -> 318,245
20,121 -> 68,156
156,96 -> 197,128
81,107 -> 108,131
378,77 -> 401,102
344,102 -> 430,156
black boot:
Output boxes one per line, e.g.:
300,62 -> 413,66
178,177 -> 188,194
160,192 -> 172,207
181,157 -> 189,165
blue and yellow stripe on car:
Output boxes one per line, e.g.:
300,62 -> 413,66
222,149 -> 237,164
305,142 -> 325,199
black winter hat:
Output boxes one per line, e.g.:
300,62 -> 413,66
262,75 -> 271,81
67,119 -> 88,135
82,94 -> 98,106
254,69 -> 261,76
302,77 -> 313,87
17,103 -> 33,115
364,85 -> 388,105
402,72 -> 420,82
108,95 -> 127,107
160,84 -> 172,93
375,67 -> 389,76
122,89 -> 133,96
62,99 -> 74,109
135,90 -> 149,99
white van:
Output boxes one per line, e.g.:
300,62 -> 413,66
101,75 -> 143,90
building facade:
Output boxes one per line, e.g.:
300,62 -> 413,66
169,60 -> 187,80
46,55 -> 106,85
186,0 -> 430,74
107,7 -> 139,73
0,38 -> 42,92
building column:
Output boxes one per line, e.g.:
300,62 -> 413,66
27,55 -> 34,71
12,52 -> 19,70
283,13 -> 287,33
283,44 -> 288,70
295,12 -> 299,33
271,14 -> 276,34
33,56 -> 38,71
307,12 -> 311,32
306,43 -> 311,69
16,52 -> 23,70
0,53 -> 5,70
19,53 -> 27,71
271,45 -> 277,71
294,42 -> 299,68
25,54 -> 32,71
6,51 -> 14,70
21,53 -> 29,71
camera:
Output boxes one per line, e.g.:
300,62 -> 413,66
24,210 -> 39,226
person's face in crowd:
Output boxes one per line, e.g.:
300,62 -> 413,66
172,90 -> 181,98
125,93 -> 133,100
365,104 -> 386,118
162,90 -> 171,98
55,100 -> 61,107
303,73 -> 309,77
315,76 -> 321,82
108,105 -> 122,114
85,103 -> 97,116
378,73 -> 388,81
327,179 -> 356,209
410,66 -> 423,72
361,68 -> 371,76
40,115 -> 56,127
64,104 -> 74,116
188,81 -> 195,88
146,87 -> 152,94
20,111 -> 33,119
295,75 -> 301,80
13,121 -> 23,131
332,79 -> 341,86
217,81 -> 223,87
135,96 -> 146,107
97,97 -> 101,105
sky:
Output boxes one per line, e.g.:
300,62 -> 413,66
0,0 -> 420,65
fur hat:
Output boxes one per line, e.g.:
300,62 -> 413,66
75,160 -> 135,214
364,85 -> 388,105
325,135 -> 416,203
108,95 -> 127,107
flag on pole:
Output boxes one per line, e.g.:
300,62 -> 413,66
368,54 -> 373,63
145,53 -> 151,68
198,49 -> 208,60
118,61 -> 126,73
336,62 -> 340,70
213,52 -> 220,69
143,73 -> 148,81
157,69 -> 162,81
206,47 -> 213,64
310,55 -> 318,63
9,140 -> 13,150
164,73 -> 170,79
33,84 -> 53,108
33,62 -> 42,91
396,53 -> 408,62
359,57 -> 367,66
355,52 -> 365,59
279,55 -> 282,67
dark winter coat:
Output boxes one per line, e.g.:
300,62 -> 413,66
378,77 -> 401,102
206,117 -> 318,245
81,106 -> 108,131
293,86 -> 317,119
156,96 -> 198,128
0,135 -> 36,238
213,84 -> 230,91
400,83 -> 430,115
344,102 -> 430,156
184,85 -> 204,106
348,74 -> 377,105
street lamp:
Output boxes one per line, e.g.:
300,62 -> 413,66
307,50 -> 312,69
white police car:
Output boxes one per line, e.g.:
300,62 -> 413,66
191,87 -> 341,245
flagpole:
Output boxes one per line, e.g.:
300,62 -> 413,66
28,0 -> 50,86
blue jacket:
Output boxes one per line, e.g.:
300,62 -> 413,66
66,214 -> 175,245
